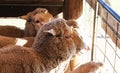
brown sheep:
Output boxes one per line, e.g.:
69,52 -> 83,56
0,19 -> 87,72
0,18 -> 85,73
0,8 -> 53,37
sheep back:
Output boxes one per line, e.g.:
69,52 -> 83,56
0,45 -> 43,73
0,26 -> 24,37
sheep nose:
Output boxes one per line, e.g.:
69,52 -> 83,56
81,41 -> 88,49
84,46 -> 90,51
78,41 -> 90,55
80,46 -> 90,54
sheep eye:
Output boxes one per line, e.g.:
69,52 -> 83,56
35,20 -> 40,23
56,34 -> 61,37
27,18 -> 32,22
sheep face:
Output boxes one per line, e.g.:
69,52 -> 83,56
22,8 -> 53,37
66,20 -> 89,54
32,12 -> 53,31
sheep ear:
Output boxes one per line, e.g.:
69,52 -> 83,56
41,9 -> 48,14
66,20 -> 79,28
44,10 -> 48,14
45,29 -> 56,36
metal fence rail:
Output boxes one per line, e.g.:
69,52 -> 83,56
91,0 -> 120,73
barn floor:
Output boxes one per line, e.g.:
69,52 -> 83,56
0,1 -> 120,73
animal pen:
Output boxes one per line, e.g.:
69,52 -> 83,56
0,0 -> 120,73
82,0 -> 120,73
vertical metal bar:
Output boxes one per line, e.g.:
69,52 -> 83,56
113,22 -> 119,73
91,0 -> 98,61
104,11 -> 108,62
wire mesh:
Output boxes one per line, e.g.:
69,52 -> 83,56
90,0 -> 120,73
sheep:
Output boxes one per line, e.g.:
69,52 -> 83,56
0,18 -> 86,73
0,8 -> 53,37
0,8 -> 54,47
0,19 -> 88,73
69,61 -> 104,73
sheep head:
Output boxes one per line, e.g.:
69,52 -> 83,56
21,8 -> 53,37
33,18 -> 87,62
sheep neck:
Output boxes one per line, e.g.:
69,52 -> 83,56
32,34 -> 76,72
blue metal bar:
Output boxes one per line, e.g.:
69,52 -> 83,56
98,0 -> 120,22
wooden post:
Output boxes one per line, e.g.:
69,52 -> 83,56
63,0 -> 83,20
